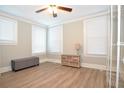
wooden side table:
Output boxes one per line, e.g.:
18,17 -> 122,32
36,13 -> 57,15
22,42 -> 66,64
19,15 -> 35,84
61,55 -> 80,68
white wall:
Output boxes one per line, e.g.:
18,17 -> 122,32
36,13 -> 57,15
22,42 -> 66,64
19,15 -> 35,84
111,11 -> 118,71
0,48 -> 2,68
0,20 -> 47,69
0,12 -> 109,72
63,21 -> 83,55
0,21 -> 31,67
63,20 -> 107,66
47,18 -> 107,69
119,6 -> 124,77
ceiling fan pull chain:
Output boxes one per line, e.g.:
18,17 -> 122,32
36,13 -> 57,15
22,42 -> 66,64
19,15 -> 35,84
53,11 -> 57,18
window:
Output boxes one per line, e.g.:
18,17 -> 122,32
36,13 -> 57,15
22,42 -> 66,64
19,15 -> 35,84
0,16 -> 17,45
48,25 -> 63,53
84,15 -> 108,56
32,25 -> 46,54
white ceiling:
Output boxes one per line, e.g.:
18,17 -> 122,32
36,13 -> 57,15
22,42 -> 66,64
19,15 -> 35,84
0,5 -> 109,26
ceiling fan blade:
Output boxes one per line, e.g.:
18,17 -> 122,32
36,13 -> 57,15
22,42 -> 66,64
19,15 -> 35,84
35,8 -> 48,13
58,6 -> 72,12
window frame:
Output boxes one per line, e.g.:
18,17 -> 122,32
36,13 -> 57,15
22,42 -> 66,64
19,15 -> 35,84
32,25 -> 46,55
0,16 -> 17,45
83,15 -> 109,57
47,25 -> 63,54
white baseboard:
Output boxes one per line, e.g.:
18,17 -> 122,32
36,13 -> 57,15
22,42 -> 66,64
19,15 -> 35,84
81,63 -> 107,71
47,59 -> 61,63
0,59 -> 47,74
0,66 -> 11,74
0,59 -> 107,74
48,59 -> 107,70
40,59 -> 48,63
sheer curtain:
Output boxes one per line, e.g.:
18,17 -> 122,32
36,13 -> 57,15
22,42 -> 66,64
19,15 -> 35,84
32,25 -> 46,54
84,15 -> 108,56
0,16 -> 17,44
47,25 -> 63,54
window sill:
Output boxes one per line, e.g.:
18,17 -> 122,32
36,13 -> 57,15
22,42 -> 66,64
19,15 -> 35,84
32,52 -> 46,56
83,54 -> 107,58
0,41 -> 17,45
47,52 -> 61,55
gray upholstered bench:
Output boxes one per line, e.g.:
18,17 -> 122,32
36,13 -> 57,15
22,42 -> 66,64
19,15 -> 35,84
11,56 -> 39,71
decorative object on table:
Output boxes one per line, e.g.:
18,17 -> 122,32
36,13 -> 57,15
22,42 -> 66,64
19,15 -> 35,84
75,43 -> 81,55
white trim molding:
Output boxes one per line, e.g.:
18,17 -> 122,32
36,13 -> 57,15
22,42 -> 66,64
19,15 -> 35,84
83,14 -> 108,57
49,11 -> 109,28
0,66 -> 11,74
81,63 -> 107,71
45,59 -> 107,70
0,15 -> 18,45
0,59 -> 107,74
0,11 -> 47,28
40,59 -> 48,63
47,59 -> 61,63
0,59 -> 48,74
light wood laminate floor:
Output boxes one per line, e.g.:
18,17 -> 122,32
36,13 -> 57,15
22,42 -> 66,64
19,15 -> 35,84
0,62 -> 107,88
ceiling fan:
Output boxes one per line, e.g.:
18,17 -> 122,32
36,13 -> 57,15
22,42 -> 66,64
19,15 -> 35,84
35,5 -> 72,18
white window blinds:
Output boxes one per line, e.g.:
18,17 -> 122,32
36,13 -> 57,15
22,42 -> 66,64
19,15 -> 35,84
0,16 -> 17,44
48,25 -> 63,53
84,15 -> 108,56
32,25 -> 46,54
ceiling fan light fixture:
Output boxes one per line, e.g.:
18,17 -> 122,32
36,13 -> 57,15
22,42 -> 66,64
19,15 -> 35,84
35,5 -> 72,18
48,5 -> 57,14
